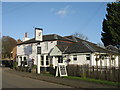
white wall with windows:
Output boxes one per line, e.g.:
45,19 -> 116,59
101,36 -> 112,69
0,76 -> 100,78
91,53 -> 118,67
17,40 -> 58,67
67,53 -> 91,65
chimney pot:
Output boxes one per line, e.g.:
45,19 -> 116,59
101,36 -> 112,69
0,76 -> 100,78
25,33 -> 28,38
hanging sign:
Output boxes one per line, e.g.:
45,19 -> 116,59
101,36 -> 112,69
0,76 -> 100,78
35,28 -> 43,41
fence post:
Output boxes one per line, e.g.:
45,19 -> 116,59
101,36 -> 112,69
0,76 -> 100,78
92,66 -> 94,78
105,66 -> 107,80
97,66 -> 99,79
113,67 -> 115,82
82,65 -> 84,78
86,64 -> 89,77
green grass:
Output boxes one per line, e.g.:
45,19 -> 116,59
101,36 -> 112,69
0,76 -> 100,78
40,72 -> 54,76
35,72 -> 120,86
62,76 -> 120,86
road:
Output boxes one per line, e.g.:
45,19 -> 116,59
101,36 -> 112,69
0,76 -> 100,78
2,68 -> 72,88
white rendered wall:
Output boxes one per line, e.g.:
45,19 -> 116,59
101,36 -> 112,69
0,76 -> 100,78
17,45 -> 25,55
41,41 -> 57,54
50,46 -> 62,56
68,53 -> 91,65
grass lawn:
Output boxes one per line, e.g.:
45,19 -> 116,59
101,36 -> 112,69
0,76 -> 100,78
62,76 -> 120,86
38,72 -> 120,86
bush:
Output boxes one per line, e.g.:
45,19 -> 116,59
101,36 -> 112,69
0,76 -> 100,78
13,61 -> 18,70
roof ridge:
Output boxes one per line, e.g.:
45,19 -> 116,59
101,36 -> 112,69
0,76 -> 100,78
71,35 -> 78,42
64,36 -> 77,42
82,41 -> 95,52
54,34 -> 58,39
43,34 -> 58,36
63,46 -> 69,53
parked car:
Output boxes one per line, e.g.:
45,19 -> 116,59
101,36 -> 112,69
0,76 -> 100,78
0,60 -> 12,67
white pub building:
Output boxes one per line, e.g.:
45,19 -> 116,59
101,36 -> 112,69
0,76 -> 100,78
17,28 -> 119,72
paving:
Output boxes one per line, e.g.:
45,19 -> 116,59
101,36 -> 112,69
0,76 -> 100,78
2,68 -> 72,88
2,68 -> 119,89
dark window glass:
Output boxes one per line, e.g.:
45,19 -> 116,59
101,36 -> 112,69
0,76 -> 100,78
20,57 -> 22,60
58,56 -> 63,63
41,56 -> 44,60
86,54 -> 90,60
41,61 -> 44,65
46,56 -> 48,60
46,61 -> 49,65
41,56 -> 44,65
73,55 -> 77,61
46,56 -> 49,65
24,57 -> 26,60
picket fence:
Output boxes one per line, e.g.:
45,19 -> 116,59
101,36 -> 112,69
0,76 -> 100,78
67,64 -> 120,82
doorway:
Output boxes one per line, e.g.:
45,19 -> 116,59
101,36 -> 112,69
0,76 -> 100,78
57,56 -> 63,63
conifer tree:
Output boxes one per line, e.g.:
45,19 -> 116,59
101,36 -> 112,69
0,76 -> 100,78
101,2 -> 120,49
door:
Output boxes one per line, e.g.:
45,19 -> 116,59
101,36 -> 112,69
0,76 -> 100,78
58,56 -> 63,63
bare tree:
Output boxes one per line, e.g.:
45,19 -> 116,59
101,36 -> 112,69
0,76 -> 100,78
97,42 -> 105,48
72,32 -> 88,40
2,36 -> 17,59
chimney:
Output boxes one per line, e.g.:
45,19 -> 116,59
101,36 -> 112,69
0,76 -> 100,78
23,32 -> 30,41
25,32 -> 28,38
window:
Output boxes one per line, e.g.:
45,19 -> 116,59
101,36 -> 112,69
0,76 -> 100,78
24,57 -> 27,65
41,56 -> 44,65
50,56 -> 53,65
73,55 -> 77,61
20,57 -> 22,60
24,57 -> 26,60
86,54 -> 90,60
46,56 -> 49,65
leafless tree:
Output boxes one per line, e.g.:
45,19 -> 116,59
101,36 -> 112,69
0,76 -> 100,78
72,32 -> 88,40
2,36 -> 16,59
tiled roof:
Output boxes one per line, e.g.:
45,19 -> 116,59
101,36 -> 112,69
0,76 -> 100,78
43,34 -> 74,42
62,36 -> 118,54
65,42 -> 92,54
17,38 -> 38,45
17,34 -> 75,45
106,45 -> 119,53
17,34 -> 118,54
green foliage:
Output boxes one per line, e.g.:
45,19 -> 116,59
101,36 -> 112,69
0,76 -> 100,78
33,65 -> 37,68
13,61 -> 18,69
101,2 -> 120,49
63,76 -> 120,86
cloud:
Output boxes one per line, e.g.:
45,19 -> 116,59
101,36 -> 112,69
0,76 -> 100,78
57,9 -> 68,16
56,5 -> 70,17
50,5 -> 75,18
50,8 -> 55,12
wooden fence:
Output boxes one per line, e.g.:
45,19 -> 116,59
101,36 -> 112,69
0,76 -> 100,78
67,64 -> 120,82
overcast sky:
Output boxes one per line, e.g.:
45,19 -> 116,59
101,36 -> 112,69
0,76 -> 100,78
2,1 -> 116,44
